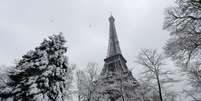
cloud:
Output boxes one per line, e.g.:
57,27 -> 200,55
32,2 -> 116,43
0,0 -> 173,69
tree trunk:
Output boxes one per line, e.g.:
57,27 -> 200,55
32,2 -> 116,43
156,73 -> 163,101
110,97 -> 115,101
87,91 -> 92,101
78,94 -> 81,101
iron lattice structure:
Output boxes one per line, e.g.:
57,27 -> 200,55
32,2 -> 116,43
93,16 -> 143,101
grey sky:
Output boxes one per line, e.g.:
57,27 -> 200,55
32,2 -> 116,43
0,0 -> 173,68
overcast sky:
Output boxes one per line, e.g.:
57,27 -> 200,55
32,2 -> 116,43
0,0 -> 175,75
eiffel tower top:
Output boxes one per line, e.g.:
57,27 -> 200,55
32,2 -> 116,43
106,15 -> 122,58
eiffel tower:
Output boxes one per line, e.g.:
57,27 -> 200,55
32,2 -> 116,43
92,16 -> 143,101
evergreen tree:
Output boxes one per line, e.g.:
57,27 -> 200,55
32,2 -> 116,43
0,33 -> 74,101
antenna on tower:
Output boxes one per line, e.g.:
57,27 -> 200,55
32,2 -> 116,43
108,10 -> 113,17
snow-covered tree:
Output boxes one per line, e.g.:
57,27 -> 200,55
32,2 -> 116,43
136,49 -> 178,101
0,65 -> 12,101
0,33 -> 74,101
164,0 -> 201,99
76,62 -> 99,101
139,80 -> 161,101
0,65 -> 8,88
